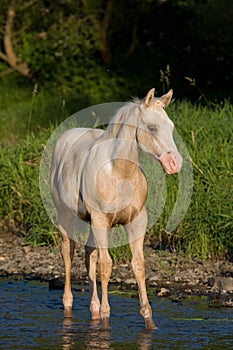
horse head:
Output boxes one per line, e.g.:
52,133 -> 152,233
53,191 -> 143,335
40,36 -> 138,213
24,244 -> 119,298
136,88 -> 183,174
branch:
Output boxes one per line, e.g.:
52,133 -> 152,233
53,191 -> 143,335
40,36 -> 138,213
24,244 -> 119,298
81,0 -> 115,64
21,0 -> 37,11
102,0 -> 116,34
4,0 -> 17,67
0,51 -> 8,62
0,0 -> 30,78
128,16 -> 139,54
0,68 -> 14,77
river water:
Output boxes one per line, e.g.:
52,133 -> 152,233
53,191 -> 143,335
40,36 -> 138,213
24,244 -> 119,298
0,277 -> 232,349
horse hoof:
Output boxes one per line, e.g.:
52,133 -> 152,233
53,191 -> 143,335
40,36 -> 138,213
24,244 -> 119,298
64,307 -> 72,318
101,317 -> 110,330
91,312 -> 101,321
145,318 -> 156,330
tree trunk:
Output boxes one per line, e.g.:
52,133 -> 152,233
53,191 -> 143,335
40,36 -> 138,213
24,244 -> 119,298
0,0 -> 31,78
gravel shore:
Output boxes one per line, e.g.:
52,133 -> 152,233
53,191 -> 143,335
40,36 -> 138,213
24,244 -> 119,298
1,231 -> 233,304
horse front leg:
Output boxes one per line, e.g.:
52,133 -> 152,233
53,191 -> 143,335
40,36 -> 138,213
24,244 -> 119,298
98,247 -> 112,328
59,217 -> 75,318
129,236 -> 155,329
85,229 -> 101,321
91,224 -> 112,329
125,208 -> 156,329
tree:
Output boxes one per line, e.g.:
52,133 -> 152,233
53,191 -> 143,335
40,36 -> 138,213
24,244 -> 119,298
0,0 -> 232,100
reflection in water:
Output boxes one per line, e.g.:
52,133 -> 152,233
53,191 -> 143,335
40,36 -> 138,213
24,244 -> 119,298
61,318 -> 154,350
85,322 -> 112,350
61,318 -> 113,350
61,318 -> 75,350
138,330 -> 154,350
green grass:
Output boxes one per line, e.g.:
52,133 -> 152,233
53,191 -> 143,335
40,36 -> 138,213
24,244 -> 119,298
0,83 -> 232,260
160,100 -> 233,259
0,129 -> 59,245
0,80 -> 91,143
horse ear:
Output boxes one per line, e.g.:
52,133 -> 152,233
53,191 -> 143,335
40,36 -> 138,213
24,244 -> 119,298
157,89 -> 173,108
142,88 -> 155,108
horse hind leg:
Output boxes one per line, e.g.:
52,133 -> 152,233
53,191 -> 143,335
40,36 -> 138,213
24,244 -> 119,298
85,229 -> 101,321
98,247 -> 112,328
58,213 -> 75,318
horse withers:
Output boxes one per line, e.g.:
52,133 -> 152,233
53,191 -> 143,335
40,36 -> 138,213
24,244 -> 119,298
50,88 -> 182,329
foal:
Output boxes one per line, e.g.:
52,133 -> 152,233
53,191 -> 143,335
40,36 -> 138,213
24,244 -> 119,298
50,88 -> 182,329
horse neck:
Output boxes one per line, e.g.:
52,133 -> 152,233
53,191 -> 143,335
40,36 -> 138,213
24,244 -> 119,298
103,122 -> 140,176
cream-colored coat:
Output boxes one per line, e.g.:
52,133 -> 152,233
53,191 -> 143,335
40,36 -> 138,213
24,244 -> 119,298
50,89 -> 182,329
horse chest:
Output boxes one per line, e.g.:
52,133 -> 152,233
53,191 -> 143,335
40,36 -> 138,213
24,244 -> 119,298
96,168 -> 147,204
81,167 -> 148,227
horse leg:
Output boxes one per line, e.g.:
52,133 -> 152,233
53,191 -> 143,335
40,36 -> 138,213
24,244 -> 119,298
85,229 -> 101,321
125,208 -> 156,329
58,215 -> 75,318
129,236 -> 155,329
98,247 -> 112,328
91,224 -> 112,328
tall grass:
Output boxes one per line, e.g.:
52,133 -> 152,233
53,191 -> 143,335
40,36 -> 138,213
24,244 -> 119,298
155,100 -> 233,259
0,80 -> 90,143
0,129 -> 59,245
0,86 -> 232,259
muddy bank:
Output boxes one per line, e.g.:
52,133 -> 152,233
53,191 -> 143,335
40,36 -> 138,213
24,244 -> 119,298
0,231 -> 233,303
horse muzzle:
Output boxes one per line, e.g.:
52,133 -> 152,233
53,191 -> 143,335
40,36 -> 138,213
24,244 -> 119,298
159,152 -> 183,174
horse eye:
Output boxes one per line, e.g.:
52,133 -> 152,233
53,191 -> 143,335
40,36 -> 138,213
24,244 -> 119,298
148,125 -> 157,133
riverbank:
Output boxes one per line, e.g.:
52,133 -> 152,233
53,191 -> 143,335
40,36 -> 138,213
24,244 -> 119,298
0,231 -> 233,304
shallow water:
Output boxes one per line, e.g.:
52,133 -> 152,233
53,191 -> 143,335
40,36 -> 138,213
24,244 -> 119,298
0,277 -> 232,349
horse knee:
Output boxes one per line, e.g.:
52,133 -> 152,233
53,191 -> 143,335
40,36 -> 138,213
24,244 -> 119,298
140,302 -> 152,319
98,254 -> 112,280
131,254 -> 145,278
61,236 -> 75,262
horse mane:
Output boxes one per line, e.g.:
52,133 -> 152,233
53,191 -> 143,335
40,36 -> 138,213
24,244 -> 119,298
104,98 -> 142,139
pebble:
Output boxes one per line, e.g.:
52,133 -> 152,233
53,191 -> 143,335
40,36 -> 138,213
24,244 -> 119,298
158,287 -> 170,297
124,278 -> 136,285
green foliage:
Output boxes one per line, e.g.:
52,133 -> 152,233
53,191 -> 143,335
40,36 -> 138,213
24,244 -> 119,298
149,100 -> 233,259
0,0 -> 232,100
0,81 -> 69,142
0,77 -> 128,143
22,10 -> 100,85
109,245 -> 132,264
0,130 -> 59,245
